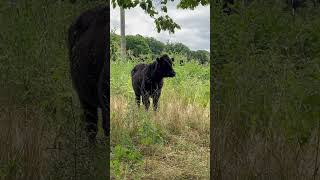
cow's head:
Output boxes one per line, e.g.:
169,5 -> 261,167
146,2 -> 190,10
155,54 -> 176,78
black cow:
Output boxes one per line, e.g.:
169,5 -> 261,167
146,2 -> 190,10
68,5 -> 109,143
131,54 -> 176,111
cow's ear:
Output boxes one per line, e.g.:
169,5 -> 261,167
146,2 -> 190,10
171,58 -> 174,62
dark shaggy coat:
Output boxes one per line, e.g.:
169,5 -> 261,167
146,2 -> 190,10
68,5 -> 109,142
131,55 -> 176,111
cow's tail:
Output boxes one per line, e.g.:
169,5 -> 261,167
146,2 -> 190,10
131,66 -> 137,77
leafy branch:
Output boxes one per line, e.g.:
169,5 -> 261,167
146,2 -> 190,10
111,0 -> 209,33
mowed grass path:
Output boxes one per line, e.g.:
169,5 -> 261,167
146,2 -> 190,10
110,60 -> 210,179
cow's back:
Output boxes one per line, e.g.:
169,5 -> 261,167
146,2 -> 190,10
131,63 -> 148,95
68,5 -> 109,107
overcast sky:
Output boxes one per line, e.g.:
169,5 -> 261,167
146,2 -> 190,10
110,1 -> 210,51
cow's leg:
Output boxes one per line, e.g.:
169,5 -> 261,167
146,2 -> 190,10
100,95 -> 109,137
80,100 -> 98,144
135,93 -> 141,108
142,94 -> 150,111
152,90 -> 161,111
101,107 -> 109,137
98,65 -> 109,137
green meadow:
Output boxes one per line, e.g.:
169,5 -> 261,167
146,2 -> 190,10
110,59 -> 210,179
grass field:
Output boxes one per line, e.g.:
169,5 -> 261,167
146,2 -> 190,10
110,60 -> 210,179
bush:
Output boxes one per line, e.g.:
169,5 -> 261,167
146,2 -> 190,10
126,35 -> 151,57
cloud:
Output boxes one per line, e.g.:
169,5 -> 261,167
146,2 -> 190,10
110,1 -> 210,51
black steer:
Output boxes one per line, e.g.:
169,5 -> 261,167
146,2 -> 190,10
131,54 -> 176,111
68,5 -> 109,143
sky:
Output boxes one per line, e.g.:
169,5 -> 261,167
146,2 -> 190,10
110,1 -> 210,51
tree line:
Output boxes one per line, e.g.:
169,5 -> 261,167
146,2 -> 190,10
111,33 -> 210,64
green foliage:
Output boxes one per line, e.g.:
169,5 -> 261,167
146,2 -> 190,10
111,32 -> 209,64
112,0 -> 209,33
110,57 -> 209,178
178,0 -> 210,9
154,15 -> 181,33
165,42 -> 191,57
111,144 -> 143,179
112,145 -> 142,164
145,37 -> 165,56
111,32 -> 121,61
211,2 -> 320,178
166,59 -> 210,106
138,121 -> 164,145
1,1 -> 110,179
212,1 -> 320,142
110,60 -> 210,107
190,50 -> 210,64
164,43 -> 210,64
126,35 -> 151,56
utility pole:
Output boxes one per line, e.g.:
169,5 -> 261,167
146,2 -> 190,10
120,7 -> 126,60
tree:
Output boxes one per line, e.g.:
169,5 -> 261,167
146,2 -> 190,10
126,35 -> 151,56
145,37 -> 165,56
111,0 -> 210,33
165,42 -> 191,58
191,50 -> 210,64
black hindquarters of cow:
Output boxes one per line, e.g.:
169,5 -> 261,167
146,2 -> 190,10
68,6 -> 110,144
131,54 -> 175,111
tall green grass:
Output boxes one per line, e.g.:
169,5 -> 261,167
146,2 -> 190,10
110,60 -> 210,106
1,2 -> 109,179
212,1 -> 320,179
